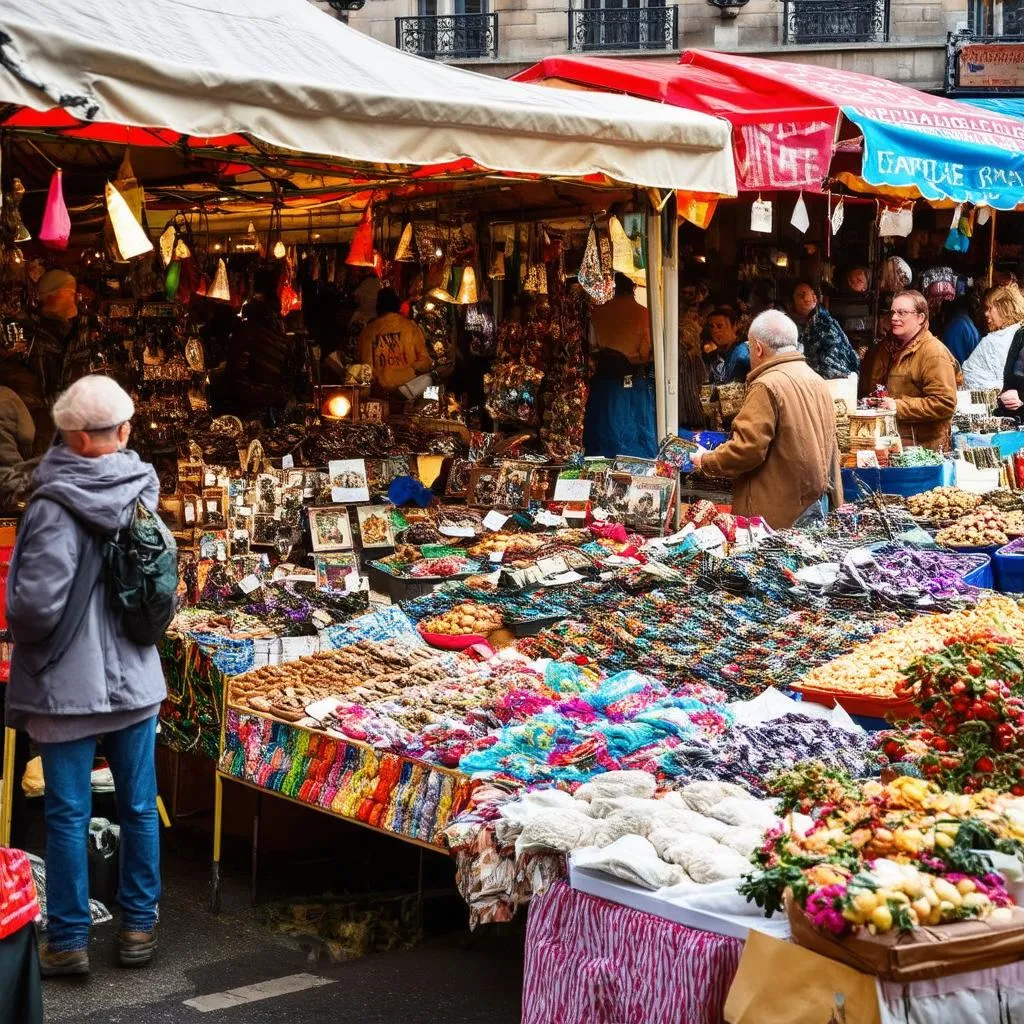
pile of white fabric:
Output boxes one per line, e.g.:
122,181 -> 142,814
497,771 -> 788,891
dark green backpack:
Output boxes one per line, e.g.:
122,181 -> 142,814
103,501 -> 178,645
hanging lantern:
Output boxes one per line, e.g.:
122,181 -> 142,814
207,258 -> 231,302
488,249 -> 505,280
165,260 -> 182,301
394,222 -> 415,262
456,265 -> 478,305
1,179 -> 31,244
345,204 -> 376,268
272,240 -> 287,260
105,181 -> 153,260
39,169 -> 71,250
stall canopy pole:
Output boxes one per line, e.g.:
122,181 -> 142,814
663,198 -> 679,442
987,210 -> 998,289
647,202 -> 667,443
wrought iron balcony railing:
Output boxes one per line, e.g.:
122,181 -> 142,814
567,5 -> 678,52
395,12 -> 498,59
782,0 -> 889,44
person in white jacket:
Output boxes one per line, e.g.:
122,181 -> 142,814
962,285 -> 1024,390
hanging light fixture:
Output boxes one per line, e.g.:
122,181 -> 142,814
455,265 -> 478,305
272,240 -> 287,259
394,222 -> 415,262
105,181 -> 152,259
159,224 -> 176,267
346,203 -> 376,268
208,258 -> 231,302
40,169 -> 71,250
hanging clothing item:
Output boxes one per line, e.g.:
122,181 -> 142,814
798,306 -> 859,381
584,369 -> 657,459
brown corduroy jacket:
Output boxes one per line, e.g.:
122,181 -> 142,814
859,328 -> 959,450
700,352 -> 843,529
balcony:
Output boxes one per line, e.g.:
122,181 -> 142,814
781,0 -> 889,44
395,12 -> 498,59
567,5 -> 678,52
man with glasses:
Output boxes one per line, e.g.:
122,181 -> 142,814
860,289 -> 958,451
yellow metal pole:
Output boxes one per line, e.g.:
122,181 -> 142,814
0,727 -> 17,847
987,209 -> 997,289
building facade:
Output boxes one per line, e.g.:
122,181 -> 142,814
312,0 -> 1024,95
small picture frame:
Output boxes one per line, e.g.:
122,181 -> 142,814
308,506 -> 354,552
361,399 -> 385,424
356,505 -> 396,548
492,463 -> 532,509
328,459 -> 370,504
251,514 -> 279,548
445,458 -> 473,499
314,552 -> 360,592
467,467 -> 501,508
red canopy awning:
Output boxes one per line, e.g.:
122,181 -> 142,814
516,50 -> 1024,206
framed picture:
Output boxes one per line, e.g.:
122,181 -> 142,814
382,456 -> 413,487
613,456 -> 659,477
357,505 -> 396,548
467,466 -> 501,508
365,459 -> 386,493
491,461 -> 533,509
308,506 -> 354,552
256,473 -> 280,514
251,514 -> 280,548
445,458 -> 473,498
625,476 -> 676,533
198,530 -> 229,561
328,459 -> 370,503
314,552 -> 360,593
362,399 -> 385,424
602,473 -> 632,516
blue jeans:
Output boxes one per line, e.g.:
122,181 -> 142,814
38,716 -> 160,952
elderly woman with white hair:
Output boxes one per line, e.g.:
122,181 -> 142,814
5,375 -> 165,977
691,310 -> 843,529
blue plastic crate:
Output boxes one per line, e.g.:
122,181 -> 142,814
962,555 -> 994,590
841,462 -> 954,500
994,539 -> 1024,594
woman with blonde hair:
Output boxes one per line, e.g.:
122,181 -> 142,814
962,284 -> 1024,390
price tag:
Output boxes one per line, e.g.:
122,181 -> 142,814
534,509 -> 567,528
750,198 -> 773,234
489,550 -> 504,564
204,471 -> 217,486
831,198 -> 845,235
439,525 -> 476,538
238,574 -> 262,595
236,506 -> 252,517
553,477 -> 593,502
281,454 -> 294,470
790,191 -> 810,234
483,510 -> 509,532
206,500 -> 219,513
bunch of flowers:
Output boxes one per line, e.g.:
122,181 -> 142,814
740,769 -> 1024,928
877,632 -> 1024,793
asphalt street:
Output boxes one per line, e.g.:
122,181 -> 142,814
23,807 -> 524,1024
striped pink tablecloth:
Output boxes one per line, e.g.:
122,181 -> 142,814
523,880 -> 743,1024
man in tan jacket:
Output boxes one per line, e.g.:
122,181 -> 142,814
859,289 -> 958,450
691,310 -> 842,530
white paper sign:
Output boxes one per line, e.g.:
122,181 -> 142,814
537,555 -> 569,577
790,192 -> 810,234
483,510 -> 509,532
204,471 -> 217,486
439,525 -> 476,538
238,574 -> 262,595
691,524 -> 728,551
977,205 -> 991,227
489,550 -> 504,564
553,477 -> 593,502
328,459 -> 370,503
831,198 -> 845,236
236,506 -> 252,517
563,505 -> 589,520
534,509 -> 567,528
281,454 -> 294,469
184,505 -> 196,523
206,500 -> 219,513
879,205 -> 913,238
750,199 -> 773,234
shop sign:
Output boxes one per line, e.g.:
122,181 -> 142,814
956,41 -> 1024,91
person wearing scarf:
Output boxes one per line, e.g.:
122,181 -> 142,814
791,281 -> 859,380
860,289 -> 958,450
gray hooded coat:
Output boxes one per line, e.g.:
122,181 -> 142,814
5,445 -> 167,727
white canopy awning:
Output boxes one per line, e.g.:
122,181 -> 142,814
0,0 -> 736,196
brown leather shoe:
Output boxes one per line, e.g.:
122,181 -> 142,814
118,929 -> 156,967
39,943 -> 90,977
